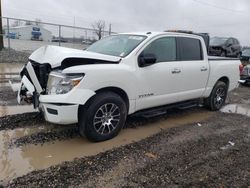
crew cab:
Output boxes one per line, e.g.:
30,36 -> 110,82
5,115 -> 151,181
13,32 -> 240,141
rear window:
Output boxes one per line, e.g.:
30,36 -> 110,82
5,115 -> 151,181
177,37 -> 203,61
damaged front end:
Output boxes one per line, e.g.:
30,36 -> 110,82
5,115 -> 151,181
17,61 -> 51,108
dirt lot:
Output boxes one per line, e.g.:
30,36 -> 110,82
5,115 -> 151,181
0,85 -> 250,187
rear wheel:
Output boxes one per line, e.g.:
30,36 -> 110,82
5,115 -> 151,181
205,81 -> 228,111
78,92 -> 127,142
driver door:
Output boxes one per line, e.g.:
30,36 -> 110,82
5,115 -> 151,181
135,36 -> 183,110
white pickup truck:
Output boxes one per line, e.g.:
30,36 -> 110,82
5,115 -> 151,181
14,31 -> 240,141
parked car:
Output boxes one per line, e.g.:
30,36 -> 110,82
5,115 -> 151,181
52,38 -> 67,43
12,32 -> 240,142
209,37 -> 242,57
82,40 -> 93,45
240,48 -> 250,62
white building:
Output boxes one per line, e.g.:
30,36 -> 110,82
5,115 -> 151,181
7,25 -> 53,42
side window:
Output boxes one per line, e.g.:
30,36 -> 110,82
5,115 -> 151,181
233,39 -> 239,45
142,37 -> 176,63
177,37 -> 203,61
227,38 -> 233,45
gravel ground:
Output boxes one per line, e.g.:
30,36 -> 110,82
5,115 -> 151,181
227,84 -> 250,104
10,126 -> 79,147
0,112 -> 43,131
0,85 -> 249,187
0,48 -> 30,64
4,112 -> 250,188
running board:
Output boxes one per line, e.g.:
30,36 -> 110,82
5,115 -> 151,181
132,99 -> 200,118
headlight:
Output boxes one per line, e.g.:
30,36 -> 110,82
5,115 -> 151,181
47,71 -> 84,94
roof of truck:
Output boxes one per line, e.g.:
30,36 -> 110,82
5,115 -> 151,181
118,31 -> 205,39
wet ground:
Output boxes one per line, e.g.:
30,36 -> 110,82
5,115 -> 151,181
0,72 -> 250,187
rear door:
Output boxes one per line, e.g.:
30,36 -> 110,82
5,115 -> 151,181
175,36 -> 209,98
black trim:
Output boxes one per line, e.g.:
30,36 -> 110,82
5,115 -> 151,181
61,58 -> 120,69
47,108 -> 58,115
132,99 -> 200,117
208,57 -> 239,61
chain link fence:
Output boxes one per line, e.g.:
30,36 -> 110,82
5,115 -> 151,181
0,16 -> 113,53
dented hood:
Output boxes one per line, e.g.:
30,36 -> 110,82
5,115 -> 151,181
29,45 -> 121,68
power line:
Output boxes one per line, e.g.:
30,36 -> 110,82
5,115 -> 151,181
192,0 -> 250,15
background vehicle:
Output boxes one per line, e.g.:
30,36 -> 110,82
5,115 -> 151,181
13,32 -> 240,142
209,37 -> 242,57
51,37 -> 67,43
239,64 -> 250,85
240,48 -> 250,62
82,39 -> 93,45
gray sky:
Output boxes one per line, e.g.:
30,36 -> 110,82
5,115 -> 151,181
2,0 -> 250,45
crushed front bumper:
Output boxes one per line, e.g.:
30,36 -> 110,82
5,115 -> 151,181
11,61 -> 96,125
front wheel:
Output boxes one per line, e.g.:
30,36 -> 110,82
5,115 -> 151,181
78,92 -> 127,142
205,81 -> 228,111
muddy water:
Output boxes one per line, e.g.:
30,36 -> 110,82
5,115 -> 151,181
0,105 -> 38,117
0,110 -> 213,182
221,104 -> 250,117
0,63 -> 23,87
0,63 -> 24,74
0,126 -> 60,182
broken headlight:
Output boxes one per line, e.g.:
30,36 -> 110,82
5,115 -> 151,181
47,71 -> 84,95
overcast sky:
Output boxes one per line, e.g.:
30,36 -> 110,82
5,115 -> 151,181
2,0 -> 250,45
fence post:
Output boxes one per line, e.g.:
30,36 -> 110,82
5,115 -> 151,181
58,25 -> 61,46
7,18 -> 10,53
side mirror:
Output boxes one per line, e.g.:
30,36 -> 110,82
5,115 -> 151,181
138,53 -> 157,67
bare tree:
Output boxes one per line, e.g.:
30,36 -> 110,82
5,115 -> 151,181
92,20 -> 105,40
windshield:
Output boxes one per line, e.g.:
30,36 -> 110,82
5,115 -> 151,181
86,34 -> 147,57
210,37 -> 228,46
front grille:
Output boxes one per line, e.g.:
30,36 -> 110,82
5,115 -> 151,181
30,61 -> 52,91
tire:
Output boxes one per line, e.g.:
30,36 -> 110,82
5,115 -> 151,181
78,92 -> 127,142
205,81 -> 228,111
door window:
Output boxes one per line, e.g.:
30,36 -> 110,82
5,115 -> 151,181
176,37 -> 203,61
142,37 -> 177,63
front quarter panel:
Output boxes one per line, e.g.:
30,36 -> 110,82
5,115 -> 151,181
62,63 -> 137,113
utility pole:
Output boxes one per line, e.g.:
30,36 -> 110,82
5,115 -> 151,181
109,23 -> 111,35
0,0 -> 4,50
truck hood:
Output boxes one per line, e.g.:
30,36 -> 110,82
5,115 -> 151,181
29,45 -> 121,68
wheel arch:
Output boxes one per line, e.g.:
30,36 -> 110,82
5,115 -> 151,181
217,76 -> 229,88
95,87 -> 130,112
79,86 -> 130,113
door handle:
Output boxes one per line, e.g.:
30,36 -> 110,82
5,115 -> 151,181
200,67 -> 208,71
171,68 -> 181,74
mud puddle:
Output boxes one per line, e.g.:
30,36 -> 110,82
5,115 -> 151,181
0,63 -> 23,74
0,125 -> 73,182
221,103 -> 250,117
0,105 -> 38,117
0,110 -> 213,182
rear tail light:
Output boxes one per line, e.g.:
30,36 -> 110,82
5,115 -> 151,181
239,64 -> 244,75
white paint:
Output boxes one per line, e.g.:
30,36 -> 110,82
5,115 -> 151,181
18,32 -> 240,125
